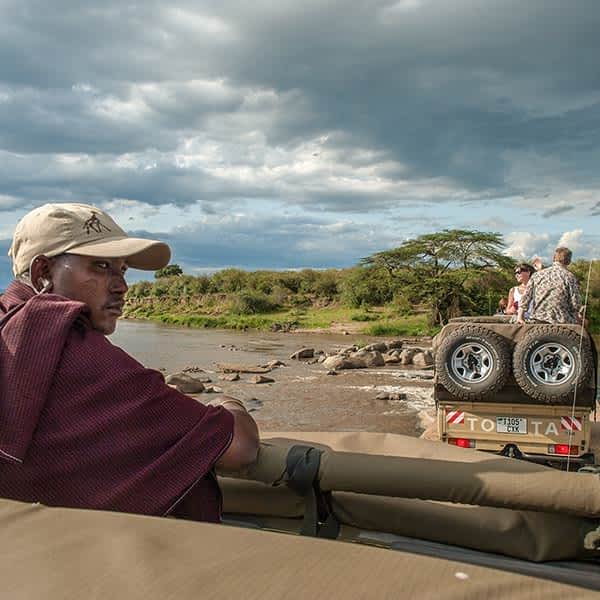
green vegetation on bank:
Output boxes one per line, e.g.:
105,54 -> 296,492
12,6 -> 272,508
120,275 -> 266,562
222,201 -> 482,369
124,230 -> 600,335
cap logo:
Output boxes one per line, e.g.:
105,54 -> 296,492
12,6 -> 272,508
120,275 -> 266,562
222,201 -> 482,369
83,212 -> 111,235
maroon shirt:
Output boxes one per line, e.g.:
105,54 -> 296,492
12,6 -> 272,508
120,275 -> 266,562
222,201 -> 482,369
0,281 -> 234,522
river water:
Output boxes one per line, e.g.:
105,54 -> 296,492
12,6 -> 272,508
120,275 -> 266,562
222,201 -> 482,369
111,319 -> 435,435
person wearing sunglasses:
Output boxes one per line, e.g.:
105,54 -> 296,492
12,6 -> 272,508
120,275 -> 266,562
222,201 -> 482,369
506,263 -> 535,318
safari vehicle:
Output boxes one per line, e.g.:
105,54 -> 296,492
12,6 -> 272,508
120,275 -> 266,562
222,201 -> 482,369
3,337 -> 600,594
433,317 -> 597,469
4,327 -> 600,597
4,430 -> 600,597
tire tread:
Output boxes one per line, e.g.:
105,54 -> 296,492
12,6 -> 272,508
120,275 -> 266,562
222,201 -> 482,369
435,324 -> 511,401
512,325 -> 593,404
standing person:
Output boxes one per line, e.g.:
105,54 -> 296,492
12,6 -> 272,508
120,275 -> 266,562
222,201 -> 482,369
0,203 -> 259,522
517,247 -> 582,325
506,263 -> 535,318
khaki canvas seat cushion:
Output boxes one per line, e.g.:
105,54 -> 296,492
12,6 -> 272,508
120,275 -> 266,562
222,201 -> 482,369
221,431 -> 600,562
227,432 -> 600,518
0,499 -> 592,599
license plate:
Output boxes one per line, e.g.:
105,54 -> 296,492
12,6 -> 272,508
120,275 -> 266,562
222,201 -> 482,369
496,416 -> 527,434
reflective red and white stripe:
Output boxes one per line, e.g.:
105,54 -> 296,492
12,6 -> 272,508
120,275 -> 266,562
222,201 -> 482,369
560,416 -> 582,432
446,410 -> 465,425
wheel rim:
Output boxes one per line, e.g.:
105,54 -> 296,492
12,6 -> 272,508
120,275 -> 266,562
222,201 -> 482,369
450,342 -> 493,383
528,342 -> 576,385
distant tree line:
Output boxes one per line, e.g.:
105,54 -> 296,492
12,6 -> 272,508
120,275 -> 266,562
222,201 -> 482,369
127,229 -> 598,330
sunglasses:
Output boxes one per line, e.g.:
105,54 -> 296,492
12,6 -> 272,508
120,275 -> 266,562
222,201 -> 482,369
514,270 -> 523,274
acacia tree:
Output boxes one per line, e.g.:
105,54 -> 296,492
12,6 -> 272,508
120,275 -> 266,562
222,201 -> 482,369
362,230 -> 514,326
154,264 -> 183,278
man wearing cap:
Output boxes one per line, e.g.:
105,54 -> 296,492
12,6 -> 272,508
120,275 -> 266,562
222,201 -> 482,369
0,203 -> 259,522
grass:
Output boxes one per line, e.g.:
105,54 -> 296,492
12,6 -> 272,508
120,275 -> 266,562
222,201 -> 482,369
140,312 -> 282,330
350,312 -> 381,322
124,301 -> 440,337
364,318 -> 440,337
289,306 -> 362,328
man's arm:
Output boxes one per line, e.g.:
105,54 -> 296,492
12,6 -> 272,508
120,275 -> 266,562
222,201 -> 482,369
568,274 -> 582,320
214,396 -> 259,471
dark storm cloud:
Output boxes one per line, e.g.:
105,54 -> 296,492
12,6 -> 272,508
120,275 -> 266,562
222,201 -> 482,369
204,0 -> 600,191
0,150 -> 277,208
542,204 -> 575,218
129,213 -> 396,271
1,0 -> 600,213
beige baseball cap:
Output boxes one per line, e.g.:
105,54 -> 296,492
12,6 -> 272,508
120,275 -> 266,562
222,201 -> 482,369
9,203 -> 171,276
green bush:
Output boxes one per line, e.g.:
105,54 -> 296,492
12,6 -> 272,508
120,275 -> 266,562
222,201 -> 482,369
350,312 -> 380,322
127,280 -> 153,299
339,266 -> 396,308
313,270 -> 340,299
270,284 -> 290,306
152,283 -> 170,297
277,272 -> 303,294
185,275 -> 211,295
229,290 -> 280,315
154,264 -> 183,278
391,293 -> 414,316
210,268 -> 248,293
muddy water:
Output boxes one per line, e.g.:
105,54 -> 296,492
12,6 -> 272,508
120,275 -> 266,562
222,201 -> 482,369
112,319 -> 435,435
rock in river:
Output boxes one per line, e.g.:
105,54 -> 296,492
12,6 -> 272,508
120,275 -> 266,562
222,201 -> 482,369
322,355 -> 367,370
400,349 -> 417,365
165,372 -> 206,394
353,350 -> 385,367
412,350 -> 434,367
290,348 -> 315,360
216,363 -> 272,374
204,385 -> 223,394
363,342 -> 388,353
249,375 -> 275,384
219,373 -> 241,382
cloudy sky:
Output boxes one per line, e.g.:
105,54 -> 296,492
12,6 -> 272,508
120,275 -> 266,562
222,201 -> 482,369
1,0 -> 599,285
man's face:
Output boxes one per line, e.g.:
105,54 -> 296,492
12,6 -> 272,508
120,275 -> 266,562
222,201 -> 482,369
49,255 -> 129,334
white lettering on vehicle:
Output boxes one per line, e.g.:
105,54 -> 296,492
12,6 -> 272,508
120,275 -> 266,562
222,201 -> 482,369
448,415 -> 575,438
481,419 -> 495,433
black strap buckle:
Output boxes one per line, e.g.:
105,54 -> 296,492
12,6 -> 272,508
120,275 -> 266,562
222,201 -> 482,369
286,445 -> 339,539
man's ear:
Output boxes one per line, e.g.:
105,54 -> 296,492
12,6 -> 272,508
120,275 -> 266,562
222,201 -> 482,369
30,255 -> 54,292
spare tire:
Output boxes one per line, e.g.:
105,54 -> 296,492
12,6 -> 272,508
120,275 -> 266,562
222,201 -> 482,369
435,325 -> 511,400
512,325 -> 593,403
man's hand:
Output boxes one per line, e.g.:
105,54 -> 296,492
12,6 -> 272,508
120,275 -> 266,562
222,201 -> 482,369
516,308 -> 525,325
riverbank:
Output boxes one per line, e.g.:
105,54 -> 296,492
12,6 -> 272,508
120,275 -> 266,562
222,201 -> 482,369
122,304 -> 439,337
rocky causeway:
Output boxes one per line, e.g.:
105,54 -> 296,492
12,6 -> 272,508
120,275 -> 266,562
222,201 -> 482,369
113,319 -> 436,435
